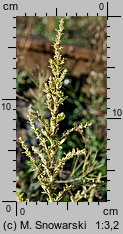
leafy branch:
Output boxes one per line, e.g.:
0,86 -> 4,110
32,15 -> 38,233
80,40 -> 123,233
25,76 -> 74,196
19,18 -> 105,202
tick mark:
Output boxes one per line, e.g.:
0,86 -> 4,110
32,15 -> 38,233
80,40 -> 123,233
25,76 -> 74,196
56,8 -> 57,16
107,169 -> 115,172
8,149 -> 16,152
2,98 -> 16,101
8,47 -> 16,49
107,117 -> 121,120
107,66 -> 115,69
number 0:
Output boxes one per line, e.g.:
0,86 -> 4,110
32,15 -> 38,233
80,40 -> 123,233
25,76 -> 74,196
20,208 -> 25,215
6,205 -> 11,212
99,3 -> 104,10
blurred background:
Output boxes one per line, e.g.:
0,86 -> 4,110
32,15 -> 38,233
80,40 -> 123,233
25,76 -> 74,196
16,16 -> 107,202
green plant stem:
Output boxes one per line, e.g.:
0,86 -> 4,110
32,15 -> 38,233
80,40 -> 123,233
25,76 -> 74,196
88,172 -> 102,202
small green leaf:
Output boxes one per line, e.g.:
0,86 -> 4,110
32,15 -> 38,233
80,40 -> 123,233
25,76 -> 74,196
56,112 -> 65,123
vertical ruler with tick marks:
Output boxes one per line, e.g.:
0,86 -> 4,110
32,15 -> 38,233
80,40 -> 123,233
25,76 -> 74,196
0,0 -> 123,233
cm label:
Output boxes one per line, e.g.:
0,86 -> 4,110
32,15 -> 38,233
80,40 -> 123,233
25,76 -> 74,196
3,3 -> 18,10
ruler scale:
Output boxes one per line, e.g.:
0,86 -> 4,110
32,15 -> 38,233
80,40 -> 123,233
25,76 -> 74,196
0,0 -> 123,233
